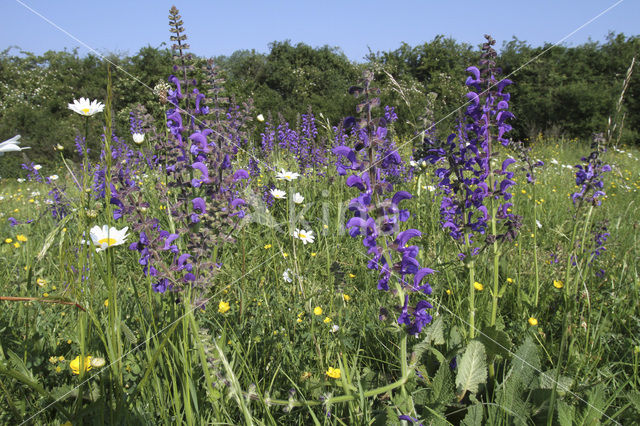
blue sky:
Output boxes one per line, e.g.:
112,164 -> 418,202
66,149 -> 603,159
3,0 -> 637,61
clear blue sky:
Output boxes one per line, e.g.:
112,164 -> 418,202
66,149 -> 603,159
3,0 -> 637,62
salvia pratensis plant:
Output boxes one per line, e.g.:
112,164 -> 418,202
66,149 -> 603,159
334,70 -> 435,415
423,34 -> 519,340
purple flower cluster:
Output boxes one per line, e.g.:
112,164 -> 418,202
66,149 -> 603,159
423,35 -> 520,246
334,70 -> 433,336
571,134 -> 611,206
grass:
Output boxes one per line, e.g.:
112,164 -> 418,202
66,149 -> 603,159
1,130 -> 640,425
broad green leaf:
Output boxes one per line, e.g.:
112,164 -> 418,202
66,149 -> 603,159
455,340 -> 487,396
462,403 -> 483,426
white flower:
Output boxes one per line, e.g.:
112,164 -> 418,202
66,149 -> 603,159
49,175 -> 59,181
276,169 -> 300,181
33,164 -> 42,170
536,220 -> 542,229
292,192 -> 304,204
409,160 -> 418,167
17,178 -> 25,183
550,158 -> 559,165
293,229 -> 315,245
330,324 -> 339,333
132,133 -> 145,144
257,114 -> 265,122
83,225 -> 129,252
55,144 -> 64,151
68,97 -> 105,117
0,135 -> 30,155
283,269 -> 293,283
270,188 -> 286,199
426,185 -> 436,192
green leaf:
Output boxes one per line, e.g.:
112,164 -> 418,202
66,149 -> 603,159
455,341 -> 487,396
430,360 -> 455,405
477,326 -> 511,361
557,400 -> 575,426
462,403 -> 483,426
538,369 -> 573,395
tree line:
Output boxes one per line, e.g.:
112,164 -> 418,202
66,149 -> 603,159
0,33 -> 637,176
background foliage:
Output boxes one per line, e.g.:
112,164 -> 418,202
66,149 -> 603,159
0,33 -> 638,176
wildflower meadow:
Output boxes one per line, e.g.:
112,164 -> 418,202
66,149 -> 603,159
1,6 -> 640,425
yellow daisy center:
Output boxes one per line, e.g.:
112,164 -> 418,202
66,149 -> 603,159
299,232 -> 307,239
81,108 -> 91,114
97,238 -> 117,246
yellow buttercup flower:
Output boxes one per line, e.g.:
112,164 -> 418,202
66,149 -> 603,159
506,278 -> 514,284
70,356 -> 93,375
5,238 -> 12,244
528,317 -> 538,326
326,367 -> 341,379
16,234 -> 27,242
342,294 -> 351,302
553,280 -> 563,289
323,317 -> 332,324
218,301 -> 230,314
264,244 -> 272,249
313,306 -> 322,316
473,282 -> 484,291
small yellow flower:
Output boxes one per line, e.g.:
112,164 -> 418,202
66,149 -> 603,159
43,293 -> 49,297
446,289 -> 452,295
348,273 -> 356,278
5,238 -> 12,244
55,366 -> 62,373
553,280 -> 563,289
473,281 -> 484,291
49,356 -> 57,364
506,278 -> 514,284
16,235 -> 27,242
296,318 -> 303,323
218,301 -> 230,314
37,278 -> 47,287
323,224 -> 328,229
67,339 -> 72,344
323,317 -> 332,324
343,294 -> 351,302
283,252 -> 288,258
528,317 -> 538,326
326,367 -> 341,379
313,306 -> 323,316
311,252 -> 317,257
58,355 -> 65,362
264,244 -> 272,249
104,299 -> 109,307
70,355 -> 93,375
521,189 -> 527,194
13,242 -> 20,248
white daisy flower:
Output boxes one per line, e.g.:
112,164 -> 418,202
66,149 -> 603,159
283,268 -> 293,283
17,178 -> 25,183
330,324 -> 339,333
68,97 -> 105,117
257,114 -> 265,122
0,135 -> 30,155
270,188 -> 286,199
132,133 -> 145,144
293,229 -> 315,245
49,175 -> 59,181
83,225 -> 129,252
292,192 -> 304,204
33,164 -> 42,170
276,169 -> 300,181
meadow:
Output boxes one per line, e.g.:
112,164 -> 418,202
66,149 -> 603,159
0,8 -> 639,426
